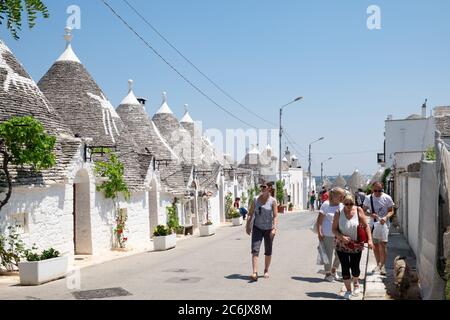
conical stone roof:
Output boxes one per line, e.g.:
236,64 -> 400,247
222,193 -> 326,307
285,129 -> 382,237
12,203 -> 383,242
347,169 -> 365,193
152,93 -> 192,164
116,81 -> 191,194
333,174 -> 347,188
0,39 -> 81,185
37,30 -> 146,190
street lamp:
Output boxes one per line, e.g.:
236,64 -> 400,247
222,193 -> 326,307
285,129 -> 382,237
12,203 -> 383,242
320,157 -> 333,186
308,137 -> 325,193
279,97 -> 303,183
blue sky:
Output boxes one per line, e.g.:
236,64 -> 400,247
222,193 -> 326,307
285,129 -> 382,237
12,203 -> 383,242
2,0 -> 450,177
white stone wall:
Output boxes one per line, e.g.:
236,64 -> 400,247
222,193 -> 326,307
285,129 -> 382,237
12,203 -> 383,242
84,189 -> 151,255
407,176 -> 421,255
0,184 -> 74,256
159,192 -> 174,226
209,193 -> 221,224
287,168 -> 304,209
385,117 -> 435,168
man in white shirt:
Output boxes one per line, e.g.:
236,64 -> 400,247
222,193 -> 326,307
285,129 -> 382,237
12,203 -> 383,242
363,181 -> 395,276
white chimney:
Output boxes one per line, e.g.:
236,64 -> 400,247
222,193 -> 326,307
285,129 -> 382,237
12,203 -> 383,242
422,99 -> 427,118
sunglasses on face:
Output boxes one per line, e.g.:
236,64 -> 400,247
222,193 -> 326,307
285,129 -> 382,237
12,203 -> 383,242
261,186 -> 268,190
344,203 -> 354,207
374,190 -> 383,193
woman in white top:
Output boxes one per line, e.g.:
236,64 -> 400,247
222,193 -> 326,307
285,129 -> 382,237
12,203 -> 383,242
332,194 -> 373,300
316,187 -> 345,282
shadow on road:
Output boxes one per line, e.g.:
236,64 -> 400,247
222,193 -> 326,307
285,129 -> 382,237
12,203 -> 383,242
291,276 -> 325,283
224,274 -> 253,283
306,292 -> 343,299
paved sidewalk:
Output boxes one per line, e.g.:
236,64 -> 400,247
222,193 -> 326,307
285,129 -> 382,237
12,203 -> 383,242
363,232 -> 417,300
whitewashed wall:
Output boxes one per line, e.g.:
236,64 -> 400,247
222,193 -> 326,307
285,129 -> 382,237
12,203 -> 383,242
385,117 -> 435,168
287,168 -> 303,209
394,152 -> 423,170
209,193 -> 221,224
417,161 -> 446,300
407,176 -> 421,256
0,184 -> 74,256
90,190 -> 150,254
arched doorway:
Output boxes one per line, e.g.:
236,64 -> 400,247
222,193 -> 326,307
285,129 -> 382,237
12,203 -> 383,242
149,178 -> 159,237
73,169 -> 92,255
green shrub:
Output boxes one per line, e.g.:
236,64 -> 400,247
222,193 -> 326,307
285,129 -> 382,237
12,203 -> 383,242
166,203 -> 179,233
225,192 -> 233,219
25,248 -> 60,262
230,209 -> 241,219
425,146 -> 436,161
0,226 -> 27,271
153,225 -> 171,237
203,220 -> 213,226
276,180 -> 285,204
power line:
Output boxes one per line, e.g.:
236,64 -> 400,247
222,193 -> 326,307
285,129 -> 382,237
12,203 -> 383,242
313,150 -> 381,156
283,133 -> 307,159
100,0 -> 260,129
122,0 -> 278,128
283,129 -> 309,154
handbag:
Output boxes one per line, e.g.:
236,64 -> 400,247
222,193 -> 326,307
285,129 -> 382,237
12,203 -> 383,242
357,213 -> 368,243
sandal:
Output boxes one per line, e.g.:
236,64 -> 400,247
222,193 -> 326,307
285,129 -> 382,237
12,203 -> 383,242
264,269 -> 269,279
250,272 -> 258,281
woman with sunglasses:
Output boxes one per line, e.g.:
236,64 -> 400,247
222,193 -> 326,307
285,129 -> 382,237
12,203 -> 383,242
246,181 -> 278,281
332,194 -> 373,299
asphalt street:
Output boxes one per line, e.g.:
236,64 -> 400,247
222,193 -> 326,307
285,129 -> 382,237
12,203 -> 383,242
0,211 -> 351,300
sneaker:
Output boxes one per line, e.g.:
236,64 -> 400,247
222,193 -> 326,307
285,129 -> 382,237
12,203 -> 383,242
352,286 -> 361,297
332,273 -> 341,282
380,265 -> 387,276
372,265 -> 381,274
324,275 -> 335,282
343,291 -> 353,300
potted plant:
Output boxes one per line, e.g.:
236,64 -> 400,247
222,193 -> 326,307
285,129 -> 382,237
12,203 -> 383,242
199,220 -> 215,237
276,180 -> 286,213
18,248 -> 68,286
175,225 -> 185,235
288,203 -> 294,212
230,208 -> 243,226
153,225 -> 176,251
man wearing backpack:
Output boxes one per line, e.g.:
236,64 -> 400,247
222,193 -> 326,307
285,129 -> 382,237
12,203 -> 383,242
363,181 -> 395,276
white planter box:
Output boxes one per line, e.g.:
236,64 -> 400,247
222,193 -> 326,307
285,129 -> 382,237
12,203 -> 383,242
199,225 -> 215,237
232,217 -> 243,226
153,233 -> 177,251
18,256 -> 69,286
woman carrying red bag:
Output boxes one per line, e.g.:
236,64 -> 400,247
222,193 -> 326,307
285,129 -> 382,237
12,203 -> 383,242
332,194 -> 373,300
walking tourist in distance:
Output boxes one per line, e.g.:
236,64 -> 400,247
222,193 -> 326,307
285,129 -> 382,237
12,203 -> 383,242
246,181 -> 278,281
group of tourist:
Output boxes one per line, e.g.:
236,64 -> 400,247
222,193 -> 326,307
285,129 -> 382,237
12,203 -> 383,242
316,181 -> 394,299
243,179 -> 394,300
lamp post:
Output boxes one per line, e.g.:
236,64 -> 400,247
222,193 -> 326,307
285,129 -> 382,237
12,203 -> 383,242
279,97 -> 303,183
320,157 -> 333,186
308,137 -> 325,193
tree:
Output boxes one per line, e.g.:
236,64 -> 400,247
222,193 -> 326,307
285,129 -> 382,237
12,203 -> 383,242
0,116 -> 56,211
276,180 -> 285,205
225,192 -> 233,219
95,151 -> 130,248
0,0 -> 49,40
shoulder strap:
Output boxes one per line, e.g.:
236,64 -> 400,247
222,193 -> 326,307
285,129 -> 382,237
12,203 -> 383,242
370,195 -> 375,213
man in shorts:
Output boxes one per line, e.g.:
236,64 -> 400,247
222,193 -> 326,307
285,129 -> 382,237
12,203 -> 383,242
363,181 -> 394,276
